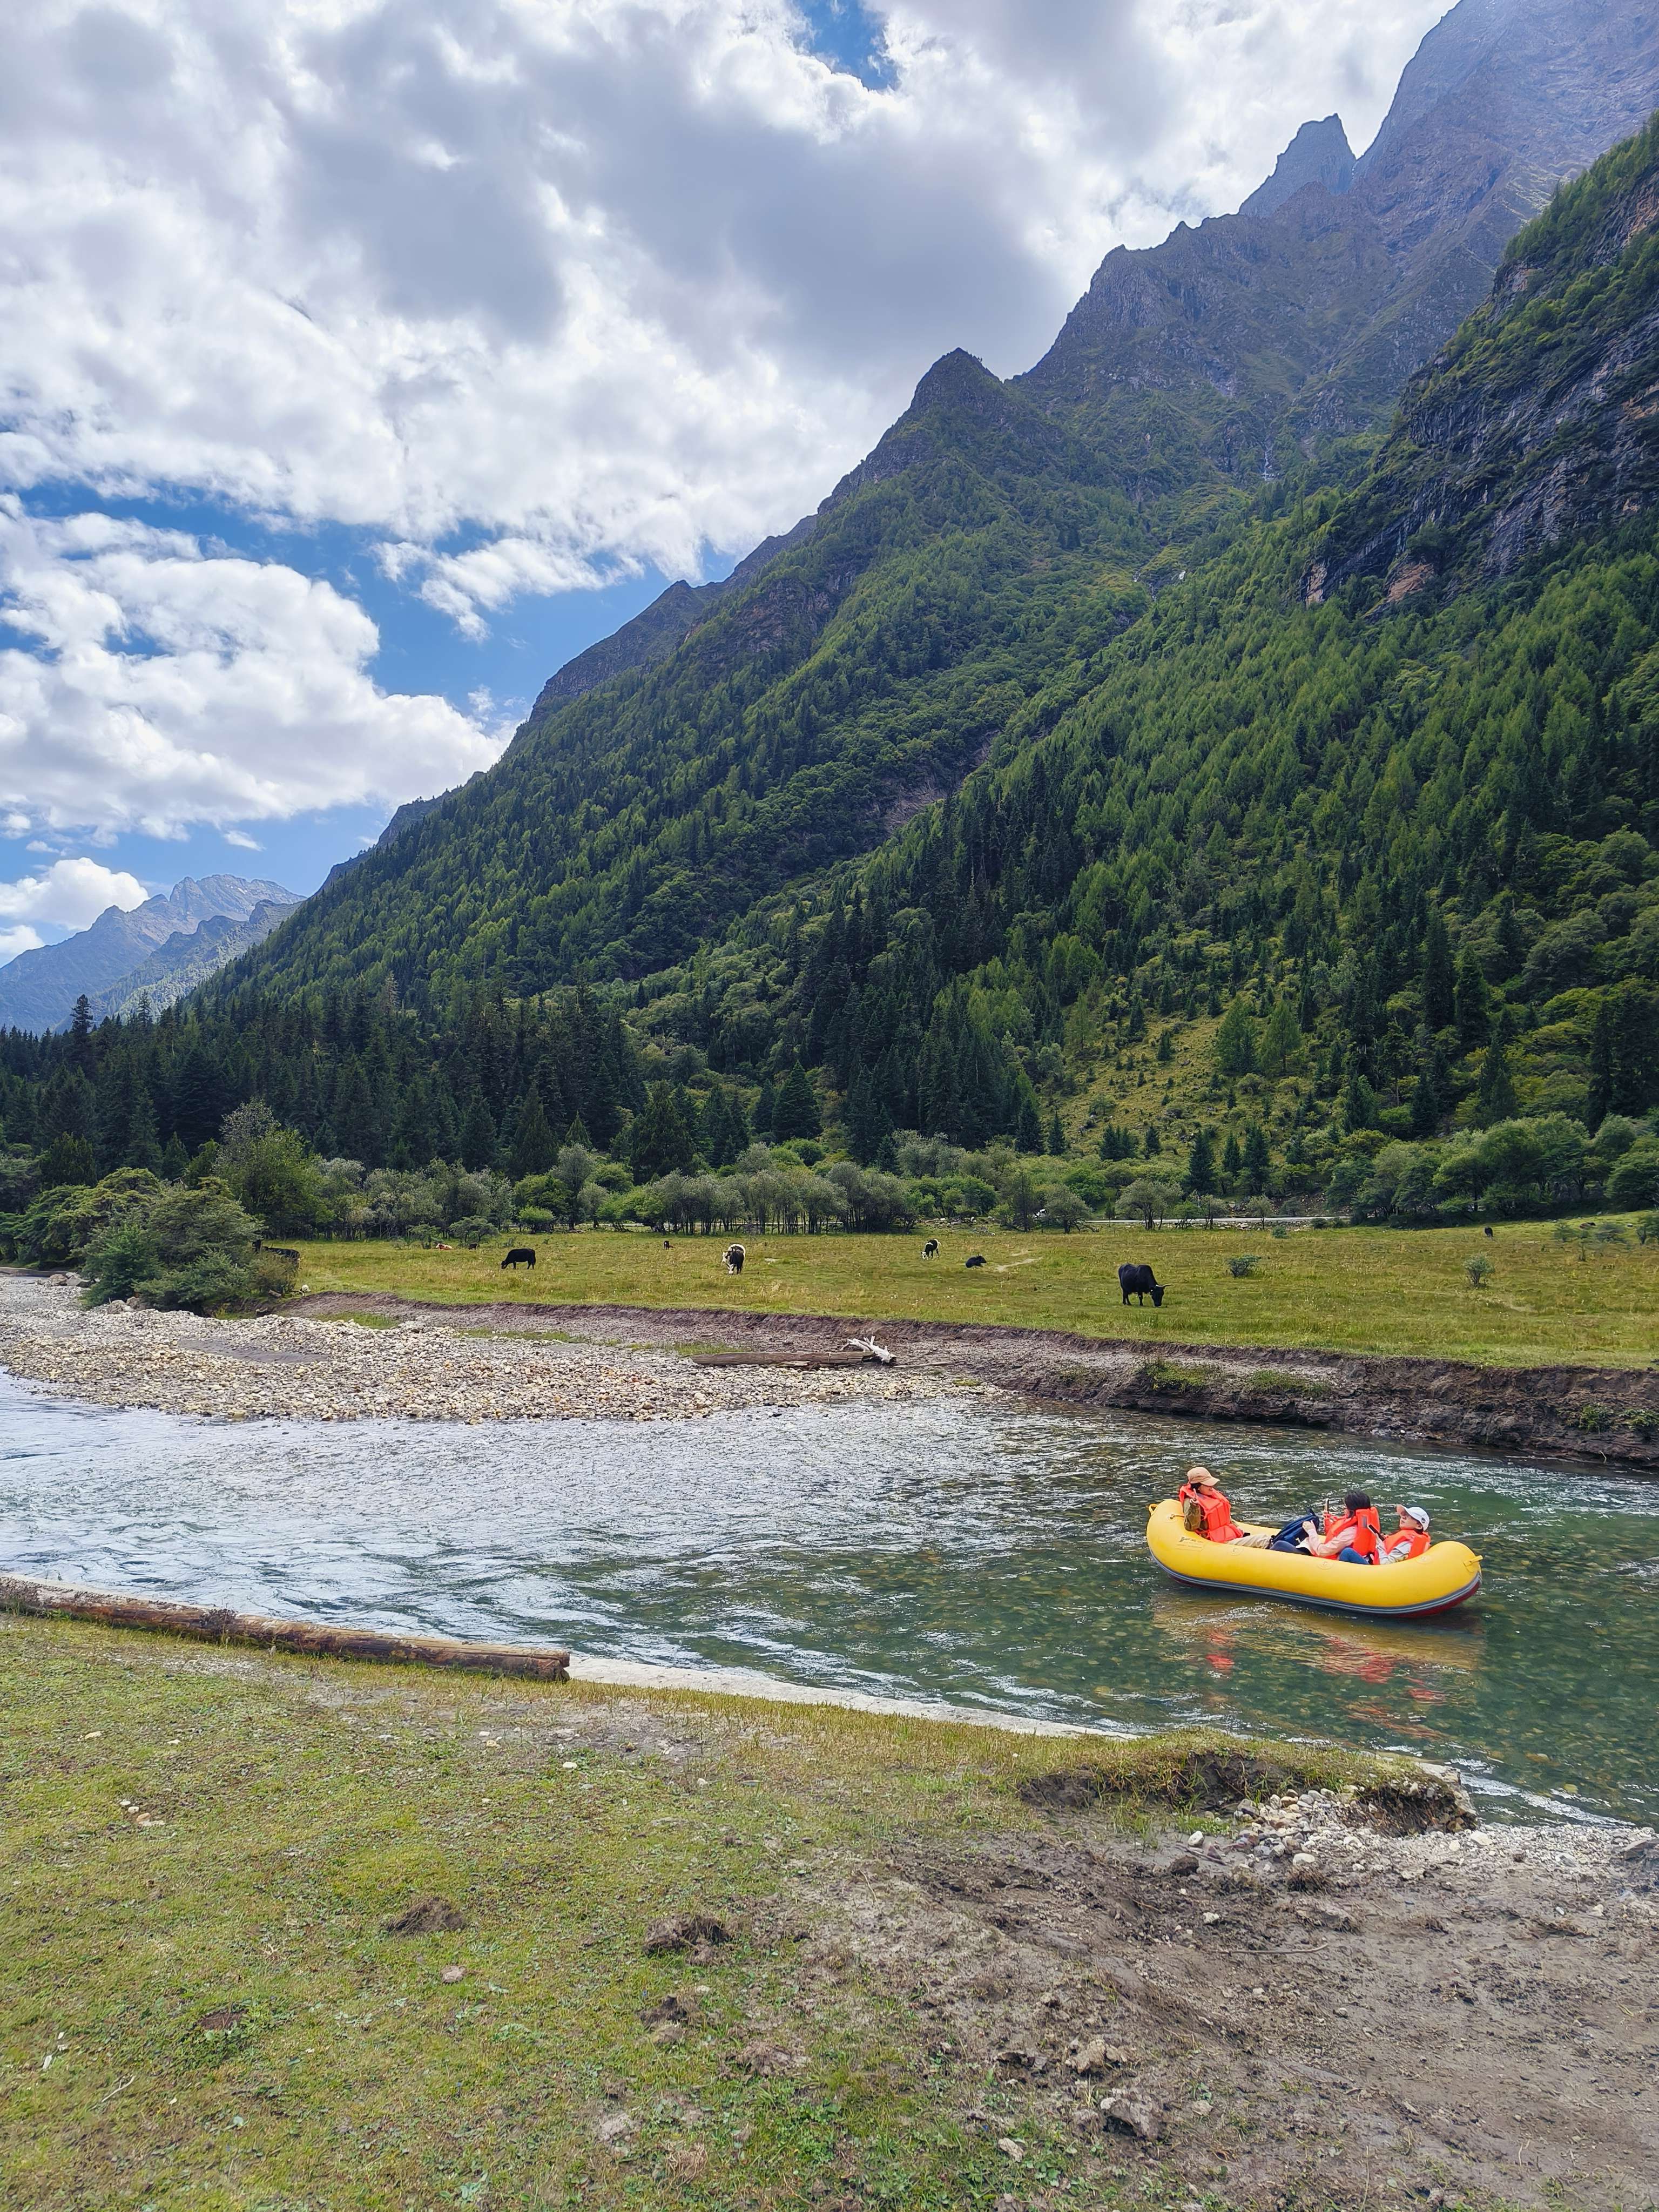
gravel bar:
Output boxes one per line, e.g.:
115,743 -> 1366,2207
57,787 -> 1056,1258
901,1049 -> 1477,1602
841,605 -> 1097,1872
0,1273 -> 977,1424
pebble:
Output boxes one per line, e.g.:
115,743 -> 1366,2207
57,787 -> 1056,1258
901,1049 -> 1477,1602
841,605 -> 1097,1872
0,1276 -> 966,1426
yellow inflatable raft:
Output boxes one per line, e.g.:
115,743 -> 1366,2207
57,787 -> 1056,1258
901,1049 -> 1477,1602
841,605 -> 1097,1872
1145,1501 -> 1481,1620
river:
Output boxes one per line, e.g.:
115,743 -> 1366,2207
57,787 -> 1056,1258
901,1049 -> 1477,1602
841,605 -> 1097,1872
3,1373 -> 1654,1823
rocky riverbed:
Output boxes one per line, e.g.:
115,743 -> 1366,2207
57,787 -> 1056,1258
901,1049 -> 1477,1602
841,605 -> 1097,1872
0,1273 -> 974,1422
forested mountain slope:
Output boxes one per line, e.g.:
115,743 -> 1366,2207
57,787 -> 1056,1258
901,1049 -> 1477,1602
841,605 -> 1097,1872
644,118 -> 1659,1172
220,0 -> 1658,1037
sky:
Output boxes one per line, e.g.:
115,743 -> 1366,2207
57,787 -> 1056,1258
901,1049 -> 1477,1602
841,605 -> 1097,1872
0,0 -> 1451,962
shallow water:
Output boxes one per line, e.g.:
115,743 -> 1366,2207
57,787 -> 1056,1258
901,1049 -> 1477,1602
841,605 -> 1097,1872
3,1372 -> 1655,1822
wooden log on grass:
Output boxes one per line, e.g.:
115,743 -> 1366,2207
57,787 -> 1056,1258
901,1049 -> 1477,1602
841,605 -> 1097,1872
0,1574 -> 570,1681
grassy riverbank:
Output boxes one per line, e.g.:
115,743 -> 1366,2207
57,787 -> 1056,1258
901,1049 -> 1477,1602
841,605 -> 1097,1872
3,1617 -> 1407,2212
291,1218 -> 1659,1368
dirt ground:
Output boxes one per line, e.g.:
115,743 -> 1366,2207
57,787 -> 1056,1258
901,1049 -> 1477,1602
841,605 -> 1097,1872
781,1785 -> 1659,2211
293,1290 -> 1659,1470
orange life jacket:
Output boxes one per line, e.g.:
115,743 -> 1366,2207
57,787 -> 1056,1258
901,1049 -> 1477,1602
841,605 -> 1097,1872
1179,1483 -> 1241,1543
1381,1526 -> 1431,1562
1323,1506 -> 1381,1561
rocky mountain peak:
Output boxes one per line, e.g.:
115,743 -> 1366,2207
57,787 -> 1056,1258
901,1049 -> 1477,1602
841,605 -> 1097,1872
1238,116 -> 1357,220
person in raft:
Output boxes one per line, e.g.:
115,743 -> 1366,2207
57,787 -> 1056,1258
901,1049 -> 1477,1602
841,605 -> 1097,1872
1178,1467 -> 1245,1542
1303,1489 -> 1384,1563
1379,1503 -> 1432,1561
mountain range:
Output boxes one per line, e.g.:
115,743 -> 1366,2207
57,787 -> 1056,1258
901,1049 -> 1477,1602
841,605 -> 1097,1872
0,876 -> 298,1035
218,0 -> 1658,1030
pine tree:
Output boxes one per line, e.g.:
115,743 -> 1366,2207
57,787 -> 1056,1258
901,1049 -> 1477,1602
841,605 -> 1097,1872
1410,1040 -> 1449,1137
1453,949 -> 1491,1050
1473,1020 -> 1519,1126
95,1056 -> 160,1172
630,1082 -> 698,1182
1259,997 -> 1302,1076
844,1068 -> 892,1165
1142,1124 -> 1162,1157
168,1041 -> 231,1155
1185,1126 -> 1217,1194
1046,1110 -> 1066,1156
37,1131 -> 97,1187
68,994 -> 96,1077
332,1058 -> 382,1165
1421,909 -> 1455,1029
1010,1073 -> 1042,1155
772,1058 -> 822,1141
1221,1129 -> 1243,1185
388,1079 -> 436,1171
1213,997 -> 1258,1076
509,1085 -> 556,1178
459,1090 -> 498,1172
1240,1122 -> 1271,1190
752,1078 -> 775,1136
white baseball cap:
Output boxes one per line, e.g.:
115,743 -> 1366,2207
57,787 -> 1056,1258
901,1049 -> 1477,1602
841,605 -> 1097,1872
1401,1505 -> 1430,1529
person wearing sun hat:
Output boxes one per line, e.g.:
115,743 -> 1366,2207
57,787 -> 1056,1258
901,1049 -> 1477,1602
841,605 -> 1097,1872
1177,1466 -> 1245,1543
1379,1503 -> 1432,1562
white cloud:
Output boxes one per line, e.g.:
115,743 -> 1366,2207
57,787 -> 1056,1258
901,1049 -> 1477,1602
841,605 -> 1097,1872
0,925 -> 46,963
0,0 -> 1448,643
0,853 -> 149,934
0,501 -> 505,837
223,828 -> 262,849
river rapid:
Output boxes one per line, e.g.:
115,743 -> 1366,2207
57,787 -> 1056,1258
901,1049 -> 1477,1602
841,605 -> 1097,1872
3,1372 -> 1655,1824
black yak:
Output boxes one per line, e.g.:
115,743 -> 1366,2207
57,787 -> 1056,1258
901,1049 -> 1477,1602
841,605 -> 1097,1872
1118,1262 -> 1164,1307
502,1247 -> 536,1270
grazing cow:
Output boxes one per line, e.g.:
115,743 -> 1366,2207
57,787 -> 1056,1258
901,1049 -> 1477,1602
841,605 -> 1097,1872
965,1253 -> 987,1269
724,1243 -> 746,1275
922,1238 -> 940,1258
1118,1262 -> 1164,1307
1483,1224 -> 1494,1238
502,1247 -> 536,1270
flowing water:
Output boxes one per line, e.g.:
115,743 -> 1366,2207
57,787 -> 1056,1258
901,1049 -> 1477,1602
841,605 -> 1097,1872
3,1372 -> 1655,1823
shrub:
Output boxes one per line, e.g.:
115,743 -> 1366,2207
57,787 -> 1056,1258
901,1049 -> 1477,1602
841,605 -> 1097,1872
1620,1407 -> 1659,1440
1226,1254 -> 1261,1277
1572,1402 -> 1614,1434
448,1216 -> 497,1247
81,1181 -> 267,1313
1637,1211 -> 1659,1245
1138,1360 -> 1217,1392
1464,1253 -> 1495,1286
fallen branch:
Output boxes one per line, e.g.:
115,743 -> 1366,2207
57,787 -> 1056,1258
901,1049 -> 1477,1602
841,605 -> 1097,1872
0,1574 -> 570,1681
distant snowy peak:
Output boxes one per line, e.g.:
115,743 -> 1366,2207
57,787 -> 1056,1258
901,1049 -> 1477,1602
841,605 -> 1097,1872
0,875 -> 299,1035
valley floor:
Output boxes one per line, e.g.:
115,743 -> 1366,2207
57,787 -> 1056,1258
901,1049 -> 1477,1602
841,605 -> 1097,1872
3,1615 -> 1654,2212
287,1221 -> 1659,1371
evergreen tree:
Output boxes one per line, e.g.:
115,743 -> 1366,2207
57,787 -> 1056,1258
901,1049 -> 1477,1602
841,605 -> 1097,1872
1421,909 -> 1455,1029
1185,1126 -> 1217,1193
844,1068 -> 892,1165
509,1084 -> 556,1179
1213,997 -> 1258,1076
1453,949 -> 1491,1050
630,1082 -> 698,1181
1240,1122 -> 1272,1191
1142,1124 -> 1162,1157
458,1090 -> 498,1172
169,1041 -> 231,1155
95,1056 -> 160,1172
1410,1040 -> 1450,1137
1258,996 -> 1302,1077
332,1058 -> 382,1165
772,1057 -> 822,1141
388,1079 -> 436,1171
1221,1130 -> 1243,1185
1046,1109 -> 1066,1156
1010,1072 -> 1042,1155
1473,1020 -> 1520,1126
68,994 -> 95,1077
752,1078 -> 775,1136
37,1131 -> 97,1187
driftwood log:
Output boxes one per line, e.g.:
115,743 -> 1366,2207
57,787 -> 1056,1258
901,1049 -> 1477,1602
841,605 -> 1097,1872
0,1574 -> 570,1681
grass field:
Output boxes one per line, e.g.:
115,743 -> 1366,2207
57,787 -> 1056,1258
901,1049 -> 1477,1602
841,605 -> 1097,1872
291,1218 -> 1659,1370
0,1617 -> 1401,2211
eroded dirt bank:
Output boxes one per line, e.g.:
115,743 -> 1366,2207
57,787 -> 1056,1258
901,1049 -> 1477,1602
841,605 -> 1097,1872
292,1291 -> 1659,1468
